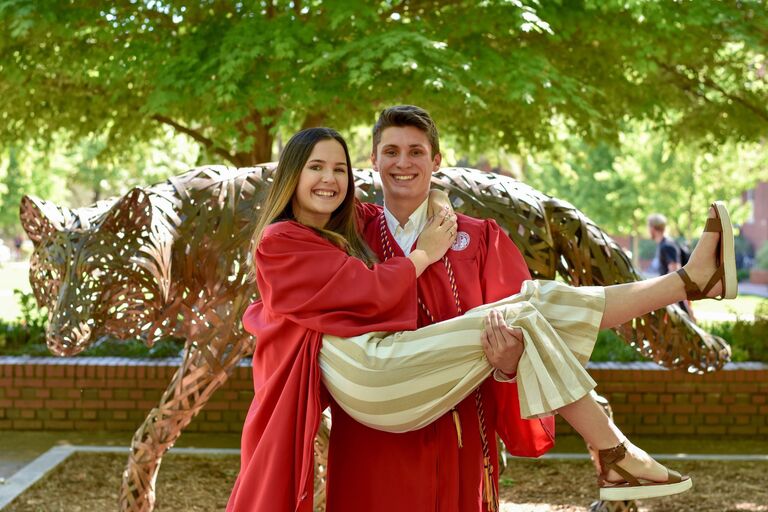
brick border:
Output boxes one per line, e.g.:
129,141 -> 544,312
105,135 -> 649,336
1,358 -> 766,437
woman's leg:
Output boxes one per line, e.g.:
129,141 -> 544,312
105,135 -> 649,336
600,204 -> 727,328
557,394 -> 670,483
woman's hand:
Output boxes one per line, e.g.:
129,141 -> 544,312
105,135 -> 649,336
417,206 -> 457,264
427,189 -> 453,219
408,206 -> 457,276
481,309 -> 524,377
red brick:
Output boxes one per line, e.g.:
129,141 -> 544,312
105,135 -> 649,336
98,390 -> 114,400
113,411 -> 128,420
698,405 -> 726,414
74,421 -> 104,430
666,404 -> 695,414
129,390 -> 144,400
105,421 -> 137,431
46,366 -> 65,377
635,404 -> 664,414
13,419 -> 43,429
13,399 -> 44,409
45,420 -> 75,429
35,389 -> 51,399
674,416 -> 689,425
50,410 -> 67,420
5,389 -> 20,398
76,378 -> 107,388
697,425 -> 726,435
734,415 -> 751,425
46,378 -> 75,388
20,410 -> 36,419
65,366 -> 76,378
729,383 -> 758,393
728,426 -> 758,435
79,400 -> 105,409
68,389 -> 84,399
752,395 -> 766,405
665,425 -> 695,435
106,400 -> 135,410
14,378 -> 44,388
82,410 -> 98,420
689,394 -> 704,404
635,425 -> 664,435
0,399 -> 12,408
729,404 -> 757,414
0,420 -> 11,429
45,399 -> 74,409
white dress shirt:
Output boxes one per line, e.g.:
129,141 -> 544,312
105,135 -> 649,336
383,198 -> 429,256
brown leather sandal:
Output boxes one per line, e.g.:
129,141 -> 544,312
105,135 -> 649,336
598,442 -> 692,501
676,201 -> 737,301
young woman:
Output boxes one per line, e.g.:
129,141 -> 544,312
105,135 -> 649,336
228,127 -> 735,511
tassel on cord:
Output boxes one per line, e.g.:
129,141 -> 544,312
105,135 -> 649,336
452,409 -> 463,448
483,456 -> 499,512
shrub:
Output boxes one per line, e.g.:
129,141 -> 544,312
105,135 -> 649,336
591,329 -> 647,362
0,290 -> 184,358
701,299 -> 768,363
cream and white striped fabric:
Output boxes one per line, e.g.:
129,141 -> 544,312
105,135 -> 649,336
319,280 -> 605,433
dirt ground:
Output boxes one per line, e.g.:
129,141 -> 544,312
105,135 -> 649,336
5,452 -> 767,512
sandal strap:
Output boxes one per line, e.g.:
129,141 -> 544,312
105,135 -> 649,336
666,468 -> 683,483
597,442 -> 640,487
676,268 -> 706,301
704,216 -> 721,233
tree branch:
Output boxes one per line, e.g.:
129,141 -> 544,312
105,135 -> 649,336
151,114 -> 238,165
657,61 -> 768,123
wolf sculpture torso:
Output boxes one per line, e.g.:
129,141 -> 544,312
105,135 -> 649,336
20,165 -> 730,512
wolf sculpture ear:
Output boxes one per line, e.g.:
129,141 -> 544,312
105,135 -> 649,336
19,195 -> 71,244
100,188 -> 152,234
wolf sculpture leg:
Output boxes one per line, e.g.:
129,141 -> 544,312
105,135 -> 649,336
119,330 -> 252,512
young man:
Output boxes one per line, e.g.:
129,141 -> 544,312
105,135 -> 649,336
648,213 -> 694,319
324,105 -> 555,512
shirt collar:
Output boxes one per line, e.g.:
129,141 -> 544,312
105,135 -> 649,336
383,198 -> 429,235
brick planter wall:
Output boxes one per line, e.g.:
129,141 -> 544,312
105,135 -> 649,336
1,357 -> 766,437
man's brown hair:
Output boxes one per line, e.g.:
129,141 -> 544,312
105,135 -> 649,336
372,105 -> 440,157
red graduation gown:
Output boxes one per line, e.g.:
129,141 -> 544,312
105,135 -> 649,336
227,220 -> 419,512
325,207 -> 555,512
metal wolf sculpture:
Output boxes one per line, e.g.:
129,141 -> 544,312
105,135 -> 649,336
20,165 -> 730,512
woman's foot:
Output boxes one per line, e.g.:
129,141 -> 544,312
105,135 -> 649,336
598,441 -> 693,501
677,202 -> 737,300
600,440 -> 668,483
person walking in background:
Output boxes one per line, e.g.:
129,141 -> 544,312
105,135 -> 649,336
648,213 -> 695,320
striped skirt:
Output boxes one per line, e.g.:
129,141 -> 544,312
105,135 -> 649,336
319,280 -> 605,433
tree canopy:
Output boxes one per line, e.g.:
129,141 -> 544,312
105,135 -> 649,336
1,0 -> 766,167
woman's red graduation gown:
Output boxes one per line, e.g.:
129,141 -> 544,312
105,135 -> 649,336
226,220 -> 419,512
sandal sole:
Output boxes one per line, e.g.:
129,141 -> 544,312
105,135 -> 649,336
712,201 -> 737,299
600,476 -> 692,501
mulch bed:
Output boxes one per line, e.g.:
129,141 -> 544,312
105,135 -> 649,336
5,452 -> 767,512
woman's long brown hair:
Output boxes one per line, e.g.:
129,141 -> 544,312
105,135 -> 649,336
248,127 -> 377,280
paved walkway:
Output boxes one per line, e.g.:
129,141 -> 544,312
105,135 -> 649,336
738,282 -> 768,297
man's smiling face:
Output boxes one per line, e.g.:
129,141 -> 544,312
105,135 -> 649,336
372,125 -> 441,210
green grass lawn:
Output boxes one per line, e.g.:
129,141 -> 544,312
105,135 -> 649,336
0,261 -> 33,322
693,292 -> 764,318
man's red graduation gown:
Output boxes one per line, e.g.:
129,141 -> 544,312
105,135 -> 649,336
324,207 -> 555,512
227,221 -> 420,512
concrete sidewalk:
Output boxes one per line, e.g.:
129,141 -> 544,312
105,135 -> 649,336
738,281 -> 768,297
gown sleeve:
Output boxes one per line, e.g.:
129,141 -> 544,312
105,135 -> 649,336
255,222 -> 418,337
355,199 -> 382,229
480,219 -> 532,302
